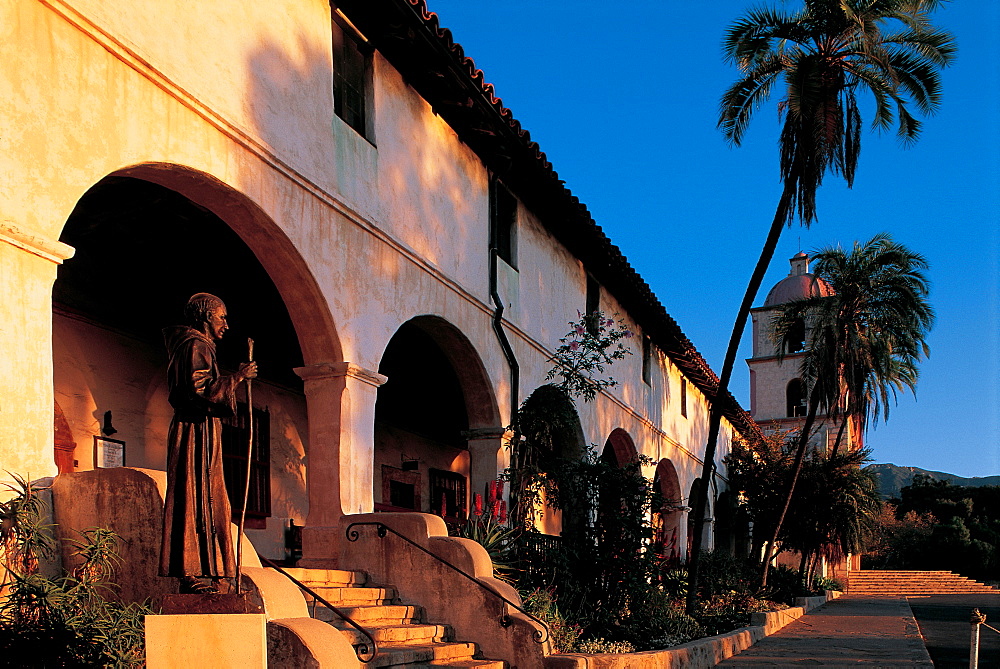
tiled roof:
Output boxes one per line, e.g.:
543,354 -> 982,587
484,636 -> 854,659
336,0 -> 760,440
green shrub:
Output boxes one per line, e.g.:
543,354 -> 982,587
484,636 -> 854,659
694,592 -> 780,636
450,509 -> 519,584
520,588 -> 582,654
812,575 -> 844,592
0,475 -> 152,667
622,587 -> 706,650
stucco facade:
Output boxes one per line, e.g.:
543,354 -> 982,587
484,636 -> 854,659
1,0 -> 756,564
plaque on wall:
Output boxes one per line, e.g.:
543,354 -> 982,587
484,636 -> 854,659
93,436 -> 125,468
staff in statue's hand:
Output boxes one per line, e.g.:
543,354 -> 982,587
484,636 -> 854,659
236,337 -> 256,595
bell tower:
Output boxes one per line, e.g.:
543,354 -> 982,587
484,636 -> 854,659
747,253 -> 860,453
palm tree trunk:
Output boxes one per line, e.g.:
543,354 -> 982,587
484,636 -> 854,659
685,183 -> 796,615
760,384 -> 823,589
830,419 -> 848,456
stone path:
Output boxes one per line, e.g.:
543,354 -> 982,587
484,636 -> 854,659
716,596 -> 932,667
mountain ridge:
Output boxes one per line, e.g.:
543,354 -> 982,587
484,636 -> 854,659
865,463 -> 1000,499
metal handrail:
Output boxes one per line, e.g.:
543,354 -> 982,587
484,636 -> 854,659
257,555 -> 378,662
345,521 -> 549,644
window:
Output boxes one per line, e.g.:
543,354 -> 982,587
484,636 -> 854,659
379,465 -> 421,512
642,335 -> 653,386
680,379 -> 688,418
785,318 -> 806,353
222,403 -> 270,526
585,275 -> 600,335
332,18 -> 373,139
786,379 -> 807,417
429,468 -> 467,520
489,178 -> 517,268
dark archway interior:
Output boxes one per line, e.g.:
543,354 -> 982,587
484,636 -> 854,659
602,428 -> 638,468
56,177 -> 303,389
375,321 -> 468,448
786,378 -> 807,418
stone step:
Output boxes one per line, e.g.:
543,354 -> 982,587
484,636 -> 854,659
315,604 -> 423,626
408,660 -> 506,668
370,641 -> 479,668
305,586 -> 397,606
282,567 -> 506,668
336,622 -> 449,646
281,567 -> 368,587
847,570 -> 998,596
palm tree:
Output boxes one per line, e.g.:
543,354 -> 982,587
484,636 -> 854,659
761,233 -> 934,586
780,447 -> 882,585
688,0 -> 954,610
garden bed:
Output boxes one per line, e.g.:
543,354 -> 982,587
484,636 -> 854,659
543,591 -> 842,669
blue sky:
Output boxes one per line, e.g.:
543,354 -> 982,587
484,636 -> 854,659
425,1 -> 1000,478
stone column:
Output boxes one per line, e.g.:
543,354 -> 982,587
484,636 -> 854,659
294,361 -> 385,565
465,427 -> 508,505
0,221 -> 74,480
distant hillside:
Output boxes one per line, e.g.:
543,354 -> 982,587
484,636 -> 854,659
865,463 -> 1000,500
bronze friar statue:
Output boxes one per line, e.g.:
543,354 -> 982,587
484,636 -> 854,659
160,293 -> 257,594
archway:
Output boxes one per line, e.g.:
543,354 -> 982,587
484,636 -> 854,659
597,428 -> 640,552
602,428 -> 639,467
653,458 -> 682,568
787,379 -> 807,418
515,384 -> 586,535
373,316 -> 500,523
686,478 -> 714,560
53,166 -> 339,560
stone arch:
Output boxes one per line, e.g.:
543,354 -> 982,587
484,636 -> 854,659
52,163 -> 344,555
515,384 -> 586,535
107,162 -> 340,363
53,401 -> 76,475
602,427 -> 639,468
787,378 -> 807,418
686,478 -> 714,560
374,316 -> 500,522
653,458 -> 683,567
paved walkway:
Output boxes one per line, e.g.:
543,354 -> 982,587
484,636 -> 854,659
717,596 -> 932,667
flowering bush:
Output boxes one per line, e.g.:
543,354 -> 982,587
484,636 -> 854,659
546,311 -> 632,402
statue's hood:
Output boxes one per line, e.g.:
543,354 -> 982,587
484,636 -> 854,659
163,326 -> 215,357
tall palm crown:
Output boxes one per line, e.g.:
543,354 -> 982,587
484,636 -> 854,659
774,233 -> 934,438
719,0 -> 956,226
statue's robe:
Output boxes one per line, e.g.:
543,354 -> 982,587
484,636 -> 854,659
159,326 -> 239,578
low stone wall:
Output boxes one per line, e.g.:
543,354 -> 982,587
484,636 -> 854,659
545,591 -> 843,669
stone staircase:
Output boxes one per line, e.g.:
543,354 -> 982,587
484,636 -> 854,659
848,570 -> 999,596
282,567 -> 506,668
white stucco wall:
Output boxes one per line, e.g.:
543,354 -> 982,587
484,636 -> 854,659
2,0 -> 742,550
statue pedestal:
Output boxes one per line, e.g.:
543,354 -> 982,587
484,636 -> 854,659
161,593 -> 262,615
145,613 -> 266,668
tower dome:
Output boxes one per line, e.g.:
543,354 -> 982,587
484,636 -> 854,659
763,252 -> 834,307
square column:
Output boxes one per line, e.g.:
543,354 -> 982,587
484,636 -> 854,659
294,361 -> 386,565
0,222 -> 74,479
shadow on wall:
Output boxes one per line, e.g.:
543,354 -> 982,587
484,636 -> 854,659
246,30 -> 486,293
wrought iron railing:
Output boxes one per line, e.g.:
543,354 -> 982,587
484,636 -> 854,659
345,521 -> 549,644
515,531 -> 563,581
257,555 -> 378,662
